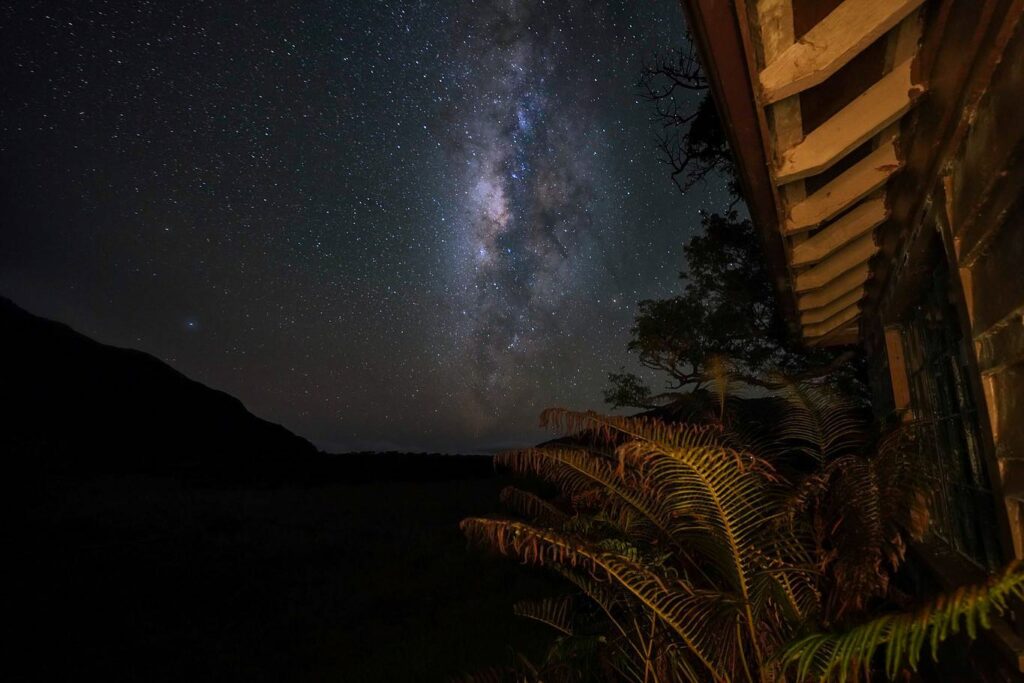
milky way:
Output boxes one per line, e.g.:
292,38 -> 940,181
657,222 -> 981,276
443,3 -> 609,428
0,0 -> 729,452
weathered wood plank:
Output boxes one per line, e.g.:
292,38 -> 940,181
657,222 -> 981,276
863,0 -> 1011,330
790,197 -> 888,266
794,232 -> 877,292
884,326 -> 913,415
800,286 -> 864,325
976,312 -> 1024,376
966,201 -> 1024,339
952,19 -> 1024,268
775,57 -> 923,184
785,138 -> 900,233
797,262 -> 870,309
760,0 -> 924,104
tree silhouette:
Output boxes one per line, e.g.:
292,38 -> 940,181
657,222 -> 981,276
606,46 -> 863,409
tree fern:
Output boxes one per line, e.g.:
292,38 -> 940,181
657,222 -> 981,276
462,388 -> 1011,682
460,517 -> 735,682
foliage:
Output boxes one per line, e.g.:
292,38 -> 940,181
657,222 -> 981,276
462,383 -> 1020,682
610,45 -> 867,412
604,369 -> 659,411
606,212 -> 862,409
781,561 -> 1024,683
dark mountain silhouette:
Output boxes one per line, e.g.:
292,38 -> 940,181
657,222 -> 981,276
1,296 -> 318,474
2,296 -> 495,481
8,297 -> 543,682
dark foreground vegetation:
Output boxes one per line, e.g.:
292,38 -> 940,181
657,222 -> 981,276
460,396 -> 1024,682
20,467 -> 555,682
4,298 -> 554,682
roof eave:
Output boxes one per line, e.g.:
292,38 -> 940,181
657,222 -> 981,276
677,0 -> 802,342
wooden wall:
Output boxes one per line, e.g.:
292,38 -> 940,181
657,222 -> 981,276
942,26 -> 1024,558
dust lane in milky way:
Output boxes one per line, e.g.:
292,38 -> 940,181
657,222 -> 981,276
444,4 -> 607,431
0,0 -> 730,452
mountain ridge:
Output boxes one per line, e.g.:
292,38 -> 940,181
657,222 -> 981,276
1,295 -> 319,474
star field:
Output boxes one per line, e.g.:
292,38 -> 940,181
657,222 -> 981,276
0,0 -> 730,452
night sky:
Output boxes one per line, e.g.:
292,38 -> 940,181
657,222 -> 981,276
1,1 -> 730,453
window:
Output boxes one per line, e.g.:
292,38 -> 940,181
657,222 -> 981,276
900,257 -> 1002,570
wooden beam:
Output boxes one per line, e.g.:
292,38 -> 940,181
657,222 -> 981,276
800,286 -> 864,325
785,138 -> 900,233
811,325 -> 860,347
884,326 -> 913,416
798,263 -> 870,310
790,197 -> 888,266
802,302 -> 860,338
681,0 -> 804,339
794,232 -> 876,292
756,0 -> 808,319
760,0 -> 924,104
775,57 -> 923,184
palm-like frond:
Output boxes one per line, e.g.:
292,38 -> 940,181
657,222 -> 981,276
781,561 -> 1024,682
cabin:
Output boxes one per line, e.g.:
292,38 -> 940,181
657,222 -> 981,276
679,0 -> 1024,675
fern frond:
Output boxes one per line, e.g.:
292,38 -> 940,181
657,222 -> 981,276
772,380 -> 869,462
499,486 -> 568,526
449,664 -> 536,683
508,414 -> 789,666
780,561 -> 1024,682
790,422 -> 932,621
872,423 -> 931,541
627,441 -> 782,646
513,597 -> 575,636
496,446 -> 676,546
538,407 -> 724,451
460,517 -> 734,683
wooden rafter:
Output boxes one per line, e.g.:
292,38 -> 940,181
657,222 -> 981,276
790,197 -> 888,266
802,301 -> 861,338
800,286 -> 864,325
785,138 -> 900,233
794,232 -> 876,292
737,0 -> 925,344
759,0 -> 925,104
797,263 -> 870,310
775,57 -> 923,184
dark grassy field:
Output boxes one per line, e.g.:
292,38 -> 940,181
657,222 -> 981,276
18,467 -> 554,682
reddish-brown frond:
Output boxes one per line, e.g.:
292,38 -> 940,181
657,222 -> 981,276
499,486 -> 568,526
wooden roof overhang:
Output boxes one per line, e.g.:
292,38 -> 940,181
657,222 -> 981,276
679,0 -> 1023,347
